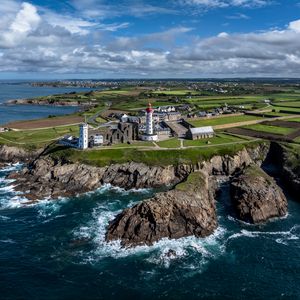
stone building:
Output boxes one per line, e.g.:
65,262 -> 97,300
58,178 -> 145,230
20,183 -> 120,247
186,126 -> 214,140
95,122 -> 139,145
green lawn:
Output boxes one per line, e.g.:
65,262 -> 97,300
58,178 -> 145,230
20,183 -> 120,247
0,125 -> 79,148
244,124 -> 295,135
156,138 -> 181,148
48,140 -> 262,167
106,141 -> 155,148
188,115 -> 264,127
183,133 -> 246,147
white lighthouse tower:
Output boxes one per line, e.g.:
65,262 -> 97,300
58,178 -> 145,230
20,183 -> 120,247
78,123 -> 89,149
141,103 -> 158,141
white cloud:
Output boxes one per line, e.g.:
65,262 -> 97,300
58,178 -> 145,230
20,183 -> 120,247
180,0 -> 270,8
289,20 -> 300,33
0,1 -> 299,78
0,2 -> 40,48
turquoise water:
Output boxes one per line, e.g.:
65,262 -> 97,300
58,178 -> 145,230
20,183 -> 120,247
0,82 -> 94,125
0,165 -> 299,299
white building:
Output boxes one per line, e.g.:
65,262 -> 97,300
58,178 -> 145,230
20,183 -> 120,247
93,134 -> 104,145
78,123 -> 89,149
141,103 -> 158,141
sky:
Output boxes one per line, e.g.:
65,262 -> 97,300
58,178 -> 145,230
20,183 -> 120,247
0,0 -> 300,79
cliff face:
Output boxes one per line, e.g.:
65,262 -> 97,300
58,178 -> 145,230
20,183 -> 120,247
0,145 -> 39,163
106,172 -> 217,247
264,142 -> 300,197
230,164 -> 288,224
7,143 -> 270,200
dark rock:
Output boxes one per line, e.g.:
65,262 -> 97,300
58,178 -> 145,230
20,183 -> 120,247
0,145 -> 40,163
7,143 -> 270,200
105,172 -> 218,247
230,164 -> 288,224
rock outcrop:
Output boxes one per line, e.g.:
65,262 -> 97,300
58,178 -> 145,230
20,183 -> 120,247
9,158 -> 190,200
0,145 -> 39,163
106,172 -> 217,247
6,143 -> 270,200
230,164 -> 288,224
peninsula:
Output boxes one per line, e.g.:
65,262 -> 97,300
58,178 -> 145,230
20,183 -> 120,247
1,79 -> 300,247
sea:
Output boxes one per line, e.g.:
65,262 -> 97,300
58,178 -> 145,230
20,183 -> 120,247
0,83 -> 300,299
0,81 -> 94,125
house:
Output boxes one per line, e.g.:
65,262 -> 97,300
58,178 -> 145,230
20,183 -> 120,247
186,126 -> 214,140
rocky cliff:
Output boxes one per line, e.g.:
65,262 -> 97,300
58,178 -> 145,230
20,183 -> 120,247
106,172 -> 217,247
7,143 -> 270,200
0,145 -> 40,163
230,164 -> 288,224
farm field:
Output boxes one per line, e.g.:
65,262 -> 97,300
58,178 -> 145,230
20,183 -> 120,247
243,124 -> 295,135
271,105 -> 300,113
287,117 -> 300,122
5,115 -> 84,130
188,115 -> 265,127
273,101 -> 300,107
0,125 -> 79,148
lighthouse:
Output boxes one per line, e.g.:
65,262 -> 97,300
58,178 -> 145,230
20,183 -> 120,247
146,102 -> 154,135
141,103 -> 158,141
78,123 -> 89,149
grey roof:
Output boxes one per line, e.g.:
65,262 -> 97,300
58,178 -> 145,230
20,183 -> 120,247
190,126 -> 214,135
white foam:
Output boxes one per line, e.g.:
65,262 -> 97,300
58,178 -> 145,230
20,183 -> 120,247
228,226 -> 299,246
73,199 -> 228,271
35,197 -> 69,218
0,162 -> 22,173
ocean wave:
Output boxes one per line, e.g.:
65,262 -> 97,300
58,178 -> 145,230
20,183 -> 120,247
73,200 -> 228,271
0,162 -> 22,173
228,225 -> 300,246
35,197 -> 69,218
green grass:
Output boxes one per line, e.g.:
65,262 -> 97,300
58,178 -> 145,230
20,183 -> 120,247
293,137 -> 300,143
175,172 -> 206,192
244,124 -> 295,135
106,141 -> 155,148
287,117 -> 300,122
183,133 -> 246,147
274,101 -> 300,108
270,105 -> 300,113
188,115 -> 264,127
48,141 -> 263,167
0,125 -> 79,148
152,90 -> 199,96
156,138 -> 181,148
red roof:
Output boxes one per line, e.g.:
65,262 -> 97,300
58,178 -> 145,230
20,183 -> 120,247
146,102 -> 153,113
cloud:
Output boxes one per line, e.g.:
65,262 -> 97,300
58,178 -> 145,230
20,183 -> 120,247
289,20 -> 300,33
0,1 -> 299,78
0,2 -> 40,48
70,0 -> 177,18
226,13 -> 250,19
180,0 -> 271,8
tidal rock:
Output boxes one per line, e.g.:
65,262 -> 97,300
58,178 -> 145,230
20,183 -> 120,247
105,172 -> 217,247
230,164 -> 287,224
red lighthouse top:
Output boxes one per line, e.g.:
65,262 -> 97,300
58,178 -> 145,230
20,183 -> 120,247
146,102 -> 154,113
